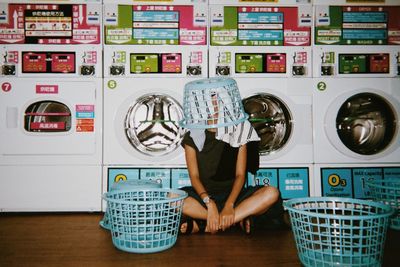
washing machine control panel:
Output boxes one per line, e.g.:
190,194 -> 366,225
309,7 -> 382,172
0,47 -> 101,77
106,47 -> 207,78
315,47 -> 399,77
211,47 -> 311,78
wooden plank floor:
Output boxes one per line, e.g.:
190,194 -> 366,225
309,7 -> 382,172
0,213 -> 399,267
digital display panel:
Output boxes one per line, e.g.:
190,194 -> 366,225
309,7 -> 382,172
24,6 -> 73,43
0,4 -> 101,44
105,5 -> 206,45
133,11 -> 180,41
315,6 -> 400,45
210,6 -> 311,46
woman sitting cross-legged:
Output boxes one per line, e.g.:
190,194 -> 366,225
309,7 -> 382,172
178,78 -> 284,235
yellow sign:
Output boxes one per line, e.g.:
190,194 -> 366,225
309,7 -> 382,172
114,174 -> 127,183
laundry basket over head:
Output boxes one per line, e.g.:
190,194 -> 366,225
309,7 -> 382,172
179,77 -> 248,129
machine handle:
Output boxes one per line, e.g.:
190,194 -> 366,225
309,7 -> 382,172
6,107 -> 18,128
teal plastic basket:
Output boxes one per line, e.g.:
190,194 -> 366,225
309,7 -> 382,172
365,179 -> 400,230
100,179 -> 162,230
103,188 -> 187,253
179,77 -> 248,129
284,197 -> 393,267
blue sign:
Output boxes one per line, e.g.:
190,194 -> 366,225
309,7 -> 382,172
171,169 -> 191,189
279,168 -> 309,199
321,168 -> 353,198
107,168 -> 140,191
140,168 -> 171,188
384,167 -> 400,179
248,169 -> 278,187
353,168 -> 383,199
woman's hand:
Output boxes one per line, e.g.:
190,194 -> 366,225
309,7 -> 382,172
219,204 -> 235,231
206,201 -> 220,234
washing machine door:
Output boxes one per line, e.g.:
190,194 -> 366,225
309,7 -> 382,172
24,101 -> 72,132
335,92 -> 397,156
124,93 -> 185,157
242,93 -> 292,155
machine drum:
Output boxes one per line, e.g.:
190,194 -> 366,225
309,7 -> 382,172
243,93 -> 293,155
336,93 -> 397,155
125,94 -> 185,157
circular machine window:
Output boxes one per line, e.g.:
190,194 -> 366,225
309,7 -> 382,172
24,101 -> 71,132
242,93 -> 293,155
125,94 -> 185,157
336,93 -> 397,155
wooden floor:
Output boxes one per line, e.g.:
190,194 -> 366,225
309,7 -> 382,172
0,213 -> 399,267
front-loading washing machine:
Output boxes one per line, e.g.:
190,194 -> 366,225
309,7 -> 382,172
102,0 -> 208,197
0,1 -> 102,211
312,0 -> 400,198
313,78 -> 400,199
235,78 -> 313,200
103,76 -> 202,192
208,0 -> 314,199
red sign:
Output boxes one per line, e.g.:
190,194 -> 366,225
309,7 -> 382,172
1,82 -> 12,92
30,122 -> 66,130
36,85 -> 59,94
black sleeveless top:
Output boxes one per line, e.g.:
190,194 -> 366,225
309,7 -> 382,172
182,130 -> 239,194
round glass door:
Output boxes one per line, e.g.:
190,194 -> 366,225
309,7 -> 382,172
24,101 -> 71,132
242,93 -> 293,155
336,92 -> 397,155
125,94 -> 185,157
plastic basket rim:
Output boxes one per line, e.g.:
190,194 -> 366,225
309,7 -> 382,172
179,115 -> 248,129
184,77 -> 237,91
283,197 -> 394,220
365,178 -> 400,190
102,188 -> 188,205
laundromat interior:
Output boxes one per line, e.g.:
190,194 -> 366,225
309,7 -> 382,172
0,0 -> 399,266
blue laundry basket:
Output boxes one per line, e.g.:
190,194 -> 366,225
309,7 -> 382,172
365,178 -> 400,230
100,179 -> 162,230
284,197 -> 393,267
179,77 -> 248,129
103,188 -> 187,253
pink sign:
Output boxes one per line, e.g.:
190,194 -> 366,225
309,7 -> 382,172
76,105 -> 95,112
36,85 -> 59,94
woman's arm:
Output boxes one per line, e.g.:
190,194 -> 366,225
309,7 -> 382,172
184,144 -> 205,196
219,144 -> 247,230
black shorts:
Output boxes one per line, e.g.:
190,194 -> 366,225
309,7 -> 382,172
180,185 -> 265,211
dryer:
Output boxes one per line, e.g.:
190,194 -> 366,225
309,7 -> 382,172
0,1 -> 102,211
102,0 -> 208,196
208,0 -> 313,199
313,78 -> 400,199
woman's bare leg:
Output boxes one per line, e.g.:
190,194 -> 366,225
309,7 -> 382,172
180,197 -> 208,233
233,186 -> 280,224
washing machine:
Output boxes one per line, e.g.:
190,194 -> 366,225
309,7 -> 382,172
312,0 -> 400,198
208,0 -> 313,199
313,78 -> 400,198
102,0 -> 208,197
0,1 -> 102,211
